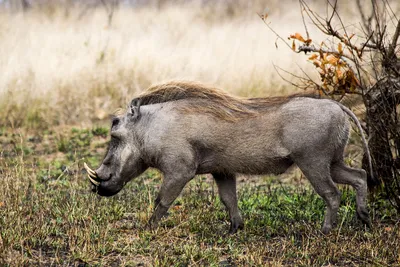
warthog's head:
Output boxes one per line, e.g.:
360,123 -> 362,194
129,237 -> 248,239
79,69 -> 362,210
84,103 -> 147,196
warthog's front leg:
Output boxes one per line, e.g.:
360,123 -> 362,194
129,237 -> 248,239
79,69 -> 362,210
213,172 -> 244,234
149,172 -> 194,227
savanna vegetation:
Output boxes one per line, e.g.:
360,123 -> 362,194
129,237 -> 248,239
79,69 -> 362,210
0,0 -> 399,266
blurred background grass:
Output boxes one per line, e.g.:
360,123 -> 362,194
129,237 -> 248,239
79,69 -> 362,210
0,0 -> 337,128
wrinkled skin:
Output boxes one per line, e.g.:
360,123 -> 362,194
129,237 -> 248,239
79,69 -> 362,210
93,111 -> 147,197
89,97 -> 371,234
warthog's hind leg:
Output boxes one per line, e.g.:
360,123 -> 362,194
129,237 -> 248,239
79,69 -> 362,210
296,158 -> 341,234
331,162 -> 371,227
212,172 -> 244,234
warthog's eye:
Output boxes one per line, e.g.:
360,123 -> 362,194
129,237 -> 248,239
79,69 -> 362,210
111,117 -> 120,129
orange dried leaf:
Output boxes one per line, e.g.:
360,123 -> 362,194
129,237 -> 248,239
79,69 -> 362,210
313,60 -> 322,68
336,68 -> 343,80
260,13 -> 268,20
319,50 -> 324,60
290,33 -> 306,42
353,76 -> 360,86
326,55 -> 339,65
318,59 -> 326,71
260,7 -> 269,21
337,61 -> 347,68
338,43 -> 343,55
308,54 -> 318,60
304,39 -> 312,45
173,205 -> 183,211
349,71 -> 360,86
322,52 -> 328,61
292,40 -> 296,51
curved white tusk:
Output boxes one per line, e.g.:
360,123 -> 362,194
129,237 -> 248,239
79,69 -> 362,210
84,162 -> 97,177
88,175 -> 100,186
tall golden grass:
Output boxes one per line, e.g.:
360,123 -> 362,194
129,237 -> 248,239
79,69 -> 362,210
0,1 -> 371,128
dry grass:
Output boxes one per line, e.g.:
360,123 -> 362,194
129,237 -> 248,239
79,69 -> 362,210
0,1 -> 325,128
0,126 -> 399,266
1,1 -> 399,128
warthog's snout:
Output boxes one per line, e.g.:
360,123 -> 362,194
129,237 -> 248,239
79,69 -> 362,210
84,162 -> 123,197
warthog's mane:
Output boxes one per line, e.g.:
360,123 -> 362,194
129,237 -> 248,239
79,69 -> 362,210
131,81 -> 318,121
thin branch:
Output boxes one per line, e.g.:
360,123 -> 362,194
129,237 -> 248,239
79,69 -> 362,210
384,0 -> 399,22
272,64 -> 315,91
326,0 -> 365,78
295,63 -> 329,93
297,45 -> 356,63
357,0 -> 375,44
327,0 -> 337,24
371,0 -> 386,52
388,20 -> 400,60
361,42 -> 380,49
300,0 -> 330,34
359,32 -> 375,55
299,1 -> 310,40
324,14 -> 360,56
258,14 -> 292,50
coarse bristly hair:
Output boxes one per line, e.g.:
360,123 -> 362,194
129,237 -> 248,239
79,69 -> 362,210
130,81 -> 319,121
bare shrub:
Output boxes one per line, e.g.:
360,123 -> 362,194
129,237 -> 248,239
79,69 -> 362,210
263,0 -> 400,210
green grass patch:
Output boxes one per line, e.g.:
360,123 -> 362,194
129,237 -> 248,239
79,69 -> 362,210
0,127 -> 399,266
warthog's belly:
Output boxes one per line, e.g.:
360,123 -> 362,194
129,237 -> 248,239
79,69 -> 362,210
196,155 -> 294,175
241,156 -> 294,175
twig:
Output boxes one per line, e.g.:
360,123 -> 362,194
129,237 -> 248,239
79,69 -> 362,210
388,20 -> 400,60
258,14 -> 292,50
297,45 -> 356,64
327,0 -> 337,25
357,0 -> 375,43
360,32 -> 376,53
272,64 -> 312,90
300,0 -> 330,34
299,1 -> 310,40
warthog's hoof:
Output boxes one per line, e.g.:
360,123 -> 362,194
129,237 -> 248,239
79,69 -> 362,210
229,219 -> 244,234
147,220 -> 158,230
357,208 -> 371,228
321,225 -> 332,235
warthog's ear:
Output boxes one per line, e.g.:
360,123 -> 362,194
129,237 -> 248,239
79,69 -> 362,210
129,99 -> 141,120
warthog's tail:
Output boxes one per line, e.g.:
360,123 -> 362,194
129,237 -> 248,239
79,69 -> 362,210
335,102 -> 374,182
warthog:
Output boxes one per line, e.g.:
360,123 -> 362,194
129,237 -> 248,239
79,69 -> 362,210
84,81 -> 373,234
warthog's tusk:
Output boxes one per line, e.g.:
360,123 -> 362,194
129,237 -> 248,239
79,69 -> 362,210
84,162 -> 100,186
87,175 -> 100,186
84,162 -> 97,177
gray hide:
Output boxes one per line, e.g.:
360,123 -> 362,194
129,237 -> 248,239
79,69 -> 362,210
88,97 -> 371,234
